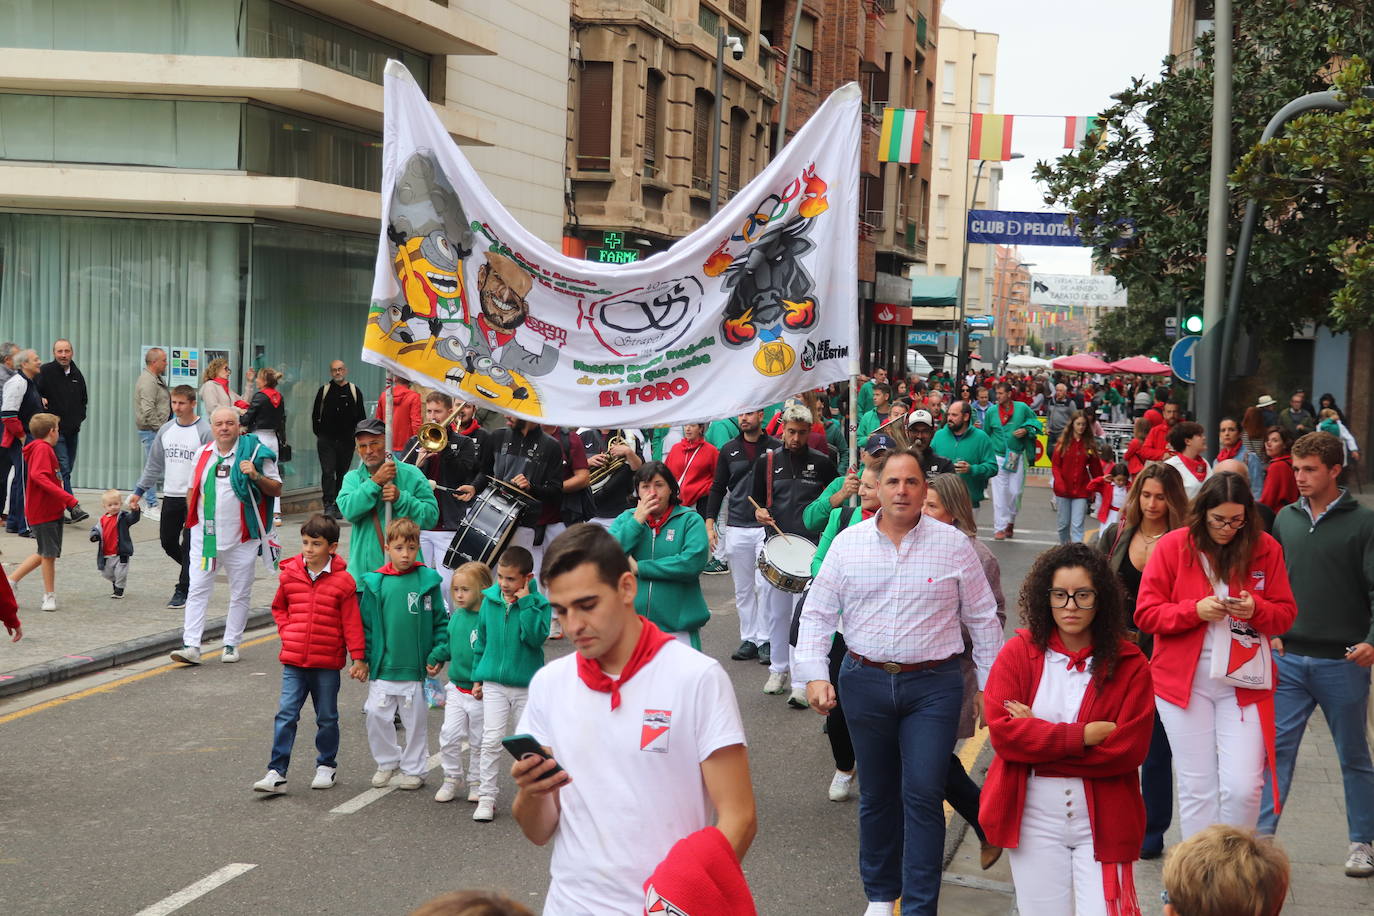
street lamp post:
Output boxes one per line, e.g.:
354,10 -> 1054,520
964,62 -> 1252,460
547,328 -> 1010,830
956,153 -> 1022,382
708,30 -> 745,217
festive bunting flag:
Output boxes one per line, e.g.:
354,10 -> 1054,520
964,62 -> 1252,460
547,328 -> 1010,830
1063,115 -> 1102,150
879,108 -> 926,164
968,114 -> 1014,160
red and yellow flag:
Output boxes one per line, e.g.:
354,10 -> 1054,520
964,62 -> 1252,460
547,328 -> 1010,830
968,114 -> 1014,161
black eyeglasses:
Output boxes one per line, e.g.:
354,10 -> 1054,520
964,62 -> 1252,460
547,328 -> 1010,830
1048,588 -> 1097,609
1207,515 -> 1247,530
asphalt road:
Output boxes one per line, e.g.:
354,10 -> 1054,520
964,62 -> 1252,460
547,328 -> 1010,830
0,493 -> 1058,916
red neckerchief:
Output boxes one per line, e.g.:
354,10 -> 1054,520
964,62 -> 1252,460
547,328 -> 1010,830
260,387 -> 282,408
100,513 -> 120,555
645,507 -> 673,534
1216,443 -> 1241,462
212,377 -> 230,393
476,314 -> 515,348
861,507 -> 876,520
459,418 -> 481,437
998,402 -> 1014,425
577,617 -> 673,710
1176,453 -> 1208,480
1048,632 -> 1094,672
377,561 -> 425,576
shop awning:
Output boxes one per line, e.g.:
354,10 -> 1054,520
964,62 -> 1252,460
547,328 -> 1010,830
910,276 -> 960,307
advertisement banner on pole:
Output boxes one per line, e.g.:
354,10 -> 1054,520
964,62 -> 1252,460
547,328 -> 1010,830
1030,273 -> 1129,309
966,210 -> 1086,247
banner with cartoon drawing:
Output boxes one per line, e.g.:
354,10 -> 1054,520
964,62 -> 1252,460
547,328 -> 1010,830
361,61 -> 860,427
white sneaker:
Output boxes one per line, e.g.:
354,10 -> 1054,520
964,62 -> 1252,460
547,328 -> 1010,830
863,903 -> 895,916
170,646 -> 201,665
392,773 -> 424,790
1346,841 -> 1374,877
370,768 -> 396,788
828,769 -> 857,802
221,645 -> 240,663
763,671 -> 788,694
787,686 -> 810,709
252,769 -> 286,795
473,797 -> 496,822
311,766 -> 336,790
144,505 -> 161,522
467,786 -> 481,803
40,592 -> 56,612
435,776 -> 461,803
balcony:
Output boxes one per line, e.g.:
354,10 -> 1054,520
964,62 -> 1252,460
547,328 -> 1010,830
864,209 -> 887,231
288,0 -> 497,55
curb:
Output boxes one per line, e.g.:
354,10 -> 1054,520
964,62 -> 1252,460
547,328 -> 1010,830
942,735 -> 996,869
0,608 -> 276,699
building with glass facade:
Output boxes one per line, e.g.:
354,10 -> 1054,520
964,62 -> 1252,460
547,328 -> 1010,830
0,0 -> 513,497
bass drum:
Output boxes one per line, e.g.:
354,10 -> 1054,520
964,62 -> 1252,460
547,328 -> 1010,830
443,478 -> 533,569
757,534 -> 818,594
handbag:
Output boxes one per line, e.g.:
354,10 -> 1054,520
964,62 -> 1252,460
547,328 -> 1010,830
1002,449 -> 1021,474
278,442 -> 293,463
1201,556 -> 1274,690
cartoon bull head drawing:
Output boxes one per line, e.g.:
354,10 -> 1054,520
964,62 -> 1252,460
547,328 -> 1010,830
718,216 -> 819,377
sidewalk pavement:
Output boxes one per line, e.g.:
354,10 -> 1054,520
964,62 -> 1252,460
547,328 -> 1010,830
0,491 -> 357,698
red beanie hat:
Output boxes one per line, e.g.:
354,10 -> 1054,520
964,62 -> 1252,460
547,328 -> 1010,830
643,827 -> 756,916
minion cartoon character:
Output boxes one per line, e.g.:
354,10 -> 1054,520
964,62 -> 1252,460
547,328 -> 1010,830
386,224 -> 468,343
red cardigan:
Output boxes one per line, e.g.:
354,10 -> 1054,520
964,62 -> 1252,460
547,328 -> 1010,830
1258,454 -> 1298,513
22,438 -> 78,525
1051,438 -> 1104,499
1122,438 -> 1146,476
981,630 -> 1153,864
665,438 -> 720,508
270,555 -> 365,669
0,573 -> 17,632
1139,419 -> 1172,462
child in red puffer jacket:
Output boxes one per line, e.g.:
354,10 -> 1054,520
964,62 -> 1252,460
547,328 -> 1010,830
252,513 -> 367,796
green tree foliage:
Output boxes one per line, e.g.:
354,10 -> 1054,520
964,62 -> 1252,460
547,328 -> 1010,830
1033,0 -> 1374,360
1233,57 -> 1374,331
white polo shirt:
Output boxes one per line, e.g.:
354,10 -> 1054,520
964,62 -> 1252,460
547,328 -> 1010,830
517,640 -> 746,915
190,441 -> 280,546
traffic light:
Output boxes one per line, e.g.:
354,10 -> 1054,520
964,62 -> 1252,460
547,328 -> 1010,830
1183,313 -> 1204,334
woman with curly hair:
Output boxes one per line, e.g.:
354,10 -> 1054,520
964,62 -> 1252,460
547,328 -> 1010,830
1258,426 -> 1298,512
980,543 -> 1153,915
1135,472 -> 1298,840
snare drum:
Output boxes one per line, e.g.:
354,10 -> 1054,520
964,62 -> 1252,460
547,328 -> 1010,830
443,478 -> 533,569
757,534 -> 818,593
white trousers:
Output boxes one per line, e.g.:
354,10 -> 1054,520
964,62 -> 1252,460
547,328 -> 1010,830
1156,656 -> 1265,839
762,582 -> 794,675
723,525 -> 768,645
364,679 -> 429,776
991,454 -> 1027,533
419,530 -> 456,609
439,684 -> 484,784
183,530 -> 258,649
1007,775 -> 1107,916
478,682 -> 528,801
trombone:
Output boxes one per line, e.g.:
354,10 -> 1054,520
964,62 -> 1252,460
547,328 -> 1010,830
399,403 -> 465,464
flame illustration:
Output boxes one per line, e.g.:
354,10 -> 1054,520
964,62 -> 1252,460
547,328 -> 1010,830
703,240 -> 734,277
782,298 -> 818,331
723,312 -> 759,346
799,164 -> 829,218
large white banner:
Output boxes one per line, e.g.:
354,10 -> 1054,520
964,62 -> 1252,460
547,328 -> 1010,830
1029,273 -> 1129,309
361,62 -> 860,427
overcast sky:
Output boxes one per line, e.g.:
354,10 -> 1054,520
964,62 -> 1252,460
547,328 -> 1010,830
941,0 -> 1172,275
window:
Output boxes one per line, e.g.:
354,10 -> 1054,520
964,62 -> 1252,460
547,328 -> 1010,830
977,74 -> 993,113
727,109 -> 748,194
698,3 -> 720,35
916,12 -> 928,47
242,105 -> 383,191
728,0 -> 747,19
941,61 -> 957,104
937,125 -> 951,168
692,89 -> 713,191
793,14 -> 816,86
644,70 -> 664,179
577,61 -> 614,171
935,195 -> 948,234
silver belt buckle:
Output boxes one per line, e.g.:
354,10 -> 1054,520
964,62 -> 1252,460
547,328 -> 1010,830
882,661 -> 902,675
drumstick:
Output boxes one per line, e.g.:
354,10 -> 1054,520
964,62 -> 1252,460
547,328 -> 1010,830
748,496 -> 792,544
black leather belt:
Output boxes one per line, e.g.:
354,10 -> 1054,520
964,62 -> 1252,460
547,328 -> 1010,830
847,650 -> 958,674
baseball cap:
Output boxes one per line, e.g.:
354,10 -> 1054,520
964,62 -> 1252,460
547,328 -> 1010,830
353,417 -> 386,438
864,433 -> 896,454
908,409 -> 935,427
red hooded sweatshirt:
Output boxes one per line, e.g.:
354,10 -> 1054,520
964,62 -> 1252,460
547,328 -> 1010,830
22,437 -> 77,525
665,437 -> 720,508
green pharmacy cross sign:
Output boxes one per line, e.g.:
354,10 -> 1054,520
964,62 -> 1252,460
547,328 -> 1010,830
588,232 -> 641,265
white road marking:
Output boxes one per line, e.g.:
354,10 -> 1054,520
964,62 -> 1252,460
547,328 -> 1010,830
135,863 -> 256,915
978,526 -> 1057,537
989,538 -> 1063,547
329,752 -> 442,815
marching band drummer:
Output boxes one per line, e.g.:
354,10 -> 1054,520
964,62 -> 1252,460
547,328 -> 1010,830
576,426 -> 645,530
401,391 -> 481,606
480,418 -> 566,585
752,404 -> 838,700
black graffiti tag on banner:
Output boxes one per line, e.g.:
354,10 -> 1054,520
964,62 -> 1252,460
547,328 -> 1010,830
581,276 -> 704,358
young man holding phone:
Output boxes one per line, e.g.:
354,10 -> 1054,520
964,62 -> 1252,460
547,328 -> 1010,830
510,523 -> 757,914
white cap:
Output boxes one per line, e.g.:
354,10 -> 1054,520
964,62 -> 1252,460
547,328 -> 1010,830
908,409 -> 935,427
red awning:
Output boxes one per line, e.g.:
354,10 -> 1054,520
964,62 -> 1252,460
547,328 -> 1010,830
1108,356 -> 1172,375
1051,354 -> 1116,374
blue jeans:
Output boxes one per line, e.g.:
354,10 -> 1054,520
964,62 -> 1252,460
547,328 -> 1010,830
6,439 -> 26,533
1056,496 -> 1087,543
269,665 -> 342,776
1141,710 -> 1174,854
840,653 -> 963,913
132,429 -> 158,507
1259,652 -> 1374,841
53,430 -> 78,494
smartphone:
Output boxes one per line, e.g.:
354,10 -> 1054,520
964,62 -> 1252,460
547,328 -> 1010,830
1223,596 -> 1244,605
502,733 -> 564,778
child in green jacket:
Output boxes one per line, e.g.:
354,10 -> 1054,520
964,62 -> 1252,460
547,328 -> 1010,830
610,461 -> 711,649
471,545 -> 549,822
358,518 -> 446,792
426,561 -> 492,804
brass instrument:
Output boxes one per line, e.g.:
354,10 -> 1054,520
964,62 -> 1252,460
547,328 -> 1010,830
588,432 -> 629,495
399,404 -> 464,464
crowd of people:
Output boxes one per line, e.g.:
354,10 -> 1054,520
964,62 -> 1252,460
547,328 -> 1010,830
2,347 -> 1371,916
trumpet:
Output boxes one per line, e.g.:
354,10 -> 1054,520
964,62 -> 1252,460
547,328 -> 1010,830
399,404 -> 464,464
588,432 -> 629,495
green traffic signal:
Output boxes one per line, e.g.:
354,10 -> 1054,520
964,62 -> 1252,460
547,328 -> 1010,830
1183,314 -> 1204,334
